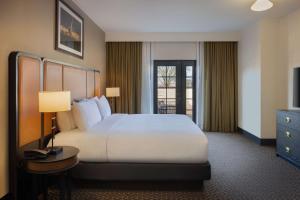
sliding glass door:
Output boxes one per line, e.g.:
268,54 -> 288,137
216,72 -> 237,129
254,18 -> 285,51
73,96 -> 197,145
153,60 -> 196,121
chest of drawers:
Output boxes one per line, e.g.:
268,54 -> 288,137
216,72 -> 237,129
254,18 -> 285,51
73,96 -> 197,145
277,110 -> 300,167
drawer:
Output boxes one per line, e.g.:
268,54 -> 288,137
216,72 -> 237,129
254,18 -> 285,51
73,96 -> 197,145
277,111 -> 300,130
277,142 -> 300,166
277,125 -> 300,145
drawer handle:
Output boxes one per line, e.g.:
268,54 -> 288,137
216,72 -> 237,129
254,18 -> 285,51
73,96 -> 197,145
285,147 -> 291,153
285,117 -> 291,123
285,131 -> 292,138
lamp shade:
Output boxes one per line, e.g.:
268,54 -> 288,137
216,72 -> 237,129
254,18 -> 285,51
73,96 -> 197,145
39,91 -> 71,113
251,0 -> 273,11
106,87 -> 120,97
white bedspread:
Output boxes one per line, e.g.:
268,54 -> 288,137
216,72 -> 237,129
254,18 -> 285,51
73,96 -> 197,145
52,114 -> 208,163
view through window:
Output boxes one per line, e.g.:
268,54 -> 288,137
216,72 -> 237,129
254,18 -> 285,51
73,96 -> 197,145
154,60 -> 196,121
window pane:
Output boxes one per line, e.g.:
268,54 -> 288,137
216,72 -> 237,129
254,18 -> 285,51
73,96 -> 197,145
186,77 -> 192,88
158,76 -> 176,88
157,66 -> 166,76
167,99 -> 176,114
167,109 -> 176,114
166,66 -> 176,77
186,66 -> 193,77
167,99 -> 176,106
186,88 -> 193,99
158,77 -> 166,88
157,99 -> 167,114
167,88 -> 176,98
186,99 -> 193,110
167,77 -> 176,88
157,89 -> 166,98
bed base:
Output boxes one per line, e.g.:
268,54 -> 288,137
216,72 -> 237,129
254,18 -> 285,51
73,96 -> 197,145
71,162 -> 211,181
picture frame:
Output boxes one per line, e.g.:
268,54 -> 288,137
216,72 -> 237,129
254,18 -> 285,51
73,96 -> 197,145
55,0 -> 84,59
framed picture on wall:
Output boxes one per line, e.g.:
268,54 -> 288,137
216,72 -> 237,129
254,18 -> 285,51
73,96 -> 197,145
56,0 -> 84,58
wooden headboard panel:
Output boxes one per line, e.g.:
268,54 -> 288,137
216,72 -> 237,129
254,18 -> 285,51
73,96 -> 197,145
44,60 -> 101,100
43,59 -> 101,137
42,60 -> 101,136
43,61 -> 63,137
63,66 -> 87,100
9,52 -> 101,199
18,56 -> 42,147
10,52 -> 101,150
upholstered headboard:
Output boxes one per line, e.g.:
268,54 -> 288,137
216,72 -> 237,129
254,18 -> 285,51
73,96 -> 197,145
8,51 -> 101,198
42,59 -> 101,138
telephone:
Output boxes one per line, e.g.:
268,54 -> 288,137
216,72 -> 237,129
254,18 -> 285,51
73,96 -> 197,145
24,149 -> 50,160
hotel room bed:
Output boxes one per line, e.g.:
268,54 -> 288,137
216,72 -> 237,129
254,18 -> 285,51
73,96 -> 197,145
51,114 -> 210,181
52,114 -> 208,163
9,52 -> 210,199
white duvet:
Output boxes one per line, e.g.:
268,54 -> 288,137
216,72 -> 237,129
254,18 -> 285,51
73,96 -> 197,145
52,114 -> 208,163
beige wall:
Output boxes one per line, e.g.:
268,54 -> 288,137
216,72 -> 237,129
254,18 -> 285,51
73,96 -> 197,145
238,8 -> 300,139
0,0 -> 106,197
285,9 -> 300,109
238,22 -> 262,138
260,19 -> 288,139
152,42 -> 198,60
238,19 -> 287,139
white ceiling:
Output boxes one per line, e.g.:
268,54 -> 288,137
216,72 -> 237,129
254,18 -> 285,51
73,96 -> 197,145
73,0 -> 300,32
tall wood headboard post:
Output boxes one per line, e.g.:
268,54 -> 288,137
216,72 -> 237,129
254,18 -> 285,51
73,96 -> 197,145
9,52 -> 43,200
9,52 -> 101,199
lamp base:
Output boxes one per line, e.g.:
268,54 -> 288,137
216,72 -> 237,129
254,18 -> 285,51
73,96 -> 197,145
45,146 -> 63,155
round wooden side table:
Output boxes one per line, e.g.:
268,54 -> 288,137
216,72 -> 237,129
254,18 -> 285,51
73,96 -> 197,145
24,146 -> 79,200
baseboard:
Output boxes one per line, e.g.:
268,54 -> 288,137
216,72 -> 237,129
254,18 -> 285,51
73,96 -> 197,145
237,127 -> 276,146
260,139 -> 276,146
0,193 -> 12,200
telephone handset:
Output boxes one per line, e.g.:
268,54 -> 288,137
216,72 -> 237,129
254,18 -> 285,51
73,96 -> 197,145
24,149 -> 50,160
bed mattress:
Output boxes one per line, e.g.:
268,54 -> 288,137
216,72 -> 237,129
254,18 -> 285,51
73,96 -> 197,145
52,114 -> 208,163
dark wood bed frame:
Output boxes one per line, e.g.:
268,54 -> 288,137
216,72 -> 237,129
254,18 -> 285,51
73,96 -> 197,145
9,51 -> 211,200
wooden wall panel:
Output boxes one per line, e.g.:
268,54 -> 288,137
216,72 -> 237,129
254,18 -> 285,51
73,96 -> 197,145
87,71 -> 95,98
95,71 -> 101,97
18,56 -> 41,147
44,62 -> 63,91
63,66 -> 87,100
43,62 -> 63,136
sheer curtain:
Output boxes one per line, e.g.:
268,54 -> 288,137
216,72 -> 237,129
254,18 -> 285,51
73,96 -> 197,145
141,42 -> 154,114
196,42 -> 205,129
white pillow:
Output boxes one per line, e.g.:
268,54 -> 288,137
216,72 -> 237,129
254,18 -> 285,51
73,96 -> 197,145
95,96 -> 112,119
72,100 -> 102,131
57,110 -> 77,132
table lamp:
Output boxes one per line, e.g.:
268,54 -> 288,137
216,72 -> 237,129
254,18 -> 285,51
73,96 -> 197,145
106,87 -> 120,112
39,91 -> 71,155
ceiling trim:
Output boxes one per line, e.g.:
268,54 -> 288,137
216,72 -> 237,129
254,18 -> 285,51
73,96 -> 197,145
105,32 -> 241,42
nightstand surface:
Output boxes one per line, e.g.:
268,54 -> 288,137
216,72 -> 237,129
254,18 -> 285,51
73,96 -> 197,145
25,146 -> 79,174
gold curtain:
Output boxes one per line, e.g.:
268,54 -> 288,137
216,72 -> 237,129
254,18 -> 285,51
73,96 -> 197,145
106,42 -> 142,114
203,42 -> 238,132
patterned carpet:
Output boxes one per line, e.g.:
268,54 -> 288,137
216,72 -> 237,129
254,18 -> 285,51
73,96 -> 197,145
49,133 -> 300,200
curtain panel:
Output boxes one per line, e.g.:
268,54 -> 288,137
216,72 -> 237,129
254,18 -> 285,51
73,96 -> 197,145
141,42 -> 154,114
106,42 -> 142,114
203,42 -> 238,132
197,42 -> 205,129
